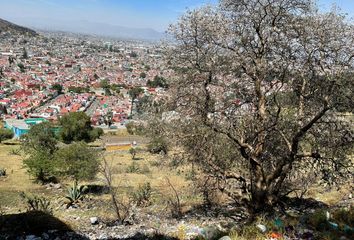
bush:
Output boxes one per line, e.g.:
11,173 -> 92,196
20,192 -> 52,215
129,147 -> 138,160
0,128 -> 14,143
125,122 -> 145,135
9,148 -> 21,156
131,182 -> 153,207
55,142 -> 100,181
126,162 -> 140,173
147,137 -> 168,154
0,168 -> 6,177
23,151 -> 56,183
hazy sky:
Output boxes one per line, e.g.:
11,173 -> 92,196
0,0 -> 353,31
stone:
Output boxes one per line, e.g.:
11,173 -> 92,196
90,217 -> 99,225
41,233 -> 50,240
25,235 -> 41,240
256,224 -> 267,233
325,211 -> 330,220
219,236 -> 232,240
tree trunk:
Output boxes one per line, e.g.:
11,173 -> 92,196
250,167 -> 275,213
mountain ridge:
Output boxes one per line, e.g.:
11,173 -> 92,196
0,18 -> 38,37
3,17 -> 165,41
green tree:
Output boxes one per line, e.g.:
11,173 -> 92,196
128,87 -> 144,116
140,72 -> 146,79
129,147 -> 139,160
52,84 -> 63,94
21,122 -> 58,155
55,142 -> 100,181
100,79 -> 110,89
147,76 -> 168,88
0,128 -> 13,143
22,122 -> 58,182
22,47 -> 28,59
59,112 -> 102,143
17,63 -> 25,72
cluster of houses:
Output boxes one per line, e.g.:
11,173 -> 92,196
0,30 -> 171,138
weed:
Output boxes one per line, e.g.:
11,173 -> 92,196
131,182 -> 153,207
126,162 -> 140,173
20,192 -> 52,214
8,148 -> 21,156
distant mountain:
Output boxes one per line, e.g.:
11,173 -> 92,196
0,18 -> 37,37
4,18 -> 165,41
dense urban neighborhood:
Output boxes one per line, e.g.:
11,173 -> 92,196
0,28 -> 169,137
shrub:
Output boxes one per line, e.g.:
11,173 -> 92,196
0,128 -> 14,143
140,164 -> 151,174
20,192 -> 52,215
125,122 -> 145,135
55,142 -> 100,181
131,182 -> 153,207
126,162 -> 140,173
9,148 -> 21,156
147,137 -> 168,154
0,168 -> 6,177
129,147 -> 141,160
164,178 -> 182,218
23,151 -> 56,183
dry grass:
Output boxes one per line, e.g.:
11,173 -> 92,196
0,140 -> 193,229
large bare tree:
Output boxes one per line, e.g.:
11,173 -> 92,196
164,0 -> 354,212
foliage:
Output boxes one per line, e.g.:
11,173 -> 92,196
128,86 -> 144,101
22,122 -> 58,183
22,47 -> 28,59
68,86 -> 89,93
165,0 -> 354,212
147,75 -> 168,88
147,136 -> 168,154
65,181 -> 88,207
125,121 -> 145,135
131,182 -> 153,207
126,162 -> 140,173
100,79 -> 110,89
55,142 -> 100,181
129,147 -> 138,160
23,150 -> 56,183
21,122 -> 58,154
139,72 -> 146,79
129,51 -> 138,58
164,178 -> 182,219
20,192 -> 52,215
59,112 -> 102,143
17,63 -> 25,72
89,127 -> 104,140
0,168 -> 6,177
51,84 -> 63,94
0,128 -> 13,143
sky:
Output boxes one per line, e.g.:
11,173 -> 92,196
0,0 -> 353,32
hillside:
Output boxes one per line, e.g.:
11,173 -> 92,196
0,18 -> 37,36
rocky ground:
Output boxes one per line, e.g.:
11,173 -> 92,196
2,197 -> 353,240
